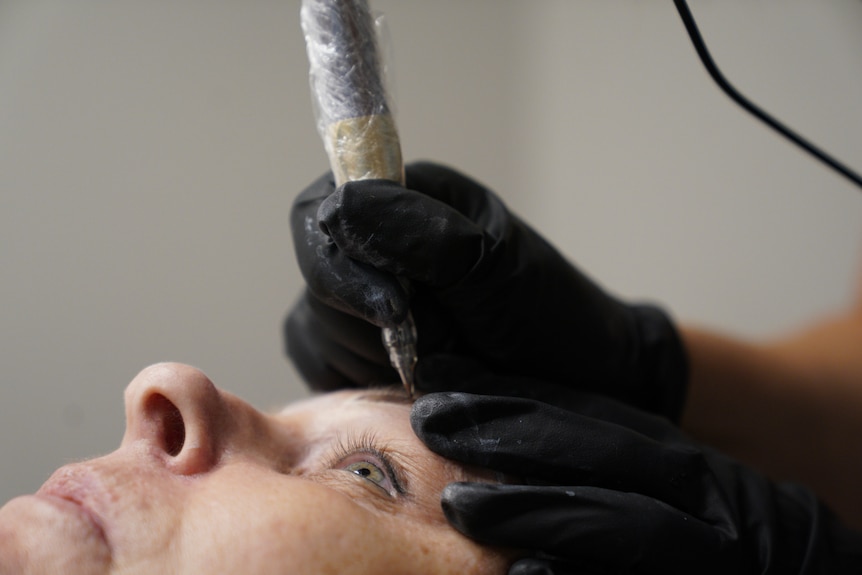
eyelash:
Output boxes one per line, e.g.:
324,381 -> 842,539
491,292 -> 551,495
326,430 -> 406,496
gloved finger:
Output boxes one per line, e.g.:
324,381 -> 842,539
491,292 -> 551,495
415,355 -> 679,442
414,354 -> 501,393
509,557 -> 603,575
317,178 -> 487,288
284,295 -> 396,391
304,292 -> 392,367
442,483 -> 730,575
294,162 -> 487,208
415,355 -> 596,414
403,161 -> 507,222
284,312 -> 352,391
412,393 -> 705,512
291,177 -> 409,328
508,558 -> 553,575
293,170 -> 337,204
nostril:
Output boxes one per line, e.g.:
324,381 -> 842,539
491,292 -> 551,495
146,394 -> 185,457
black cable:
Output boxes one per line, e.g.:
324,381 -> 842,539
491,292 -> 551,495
673,0 -> 862,191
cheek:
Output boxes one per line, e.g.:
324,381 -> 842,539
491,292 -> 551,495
175,477 -> 411,575
173,473 -> 507,575
392,519 -> 514,575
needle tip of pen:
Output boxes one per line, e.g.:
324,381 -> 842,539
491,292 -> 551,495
399,370 -> 415,400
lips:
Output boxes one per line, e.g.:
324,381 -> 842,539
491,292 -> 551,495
37,465 -> 110,547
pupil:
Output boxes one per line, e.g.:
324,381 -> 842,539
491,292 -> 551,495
357,467 -> 371,477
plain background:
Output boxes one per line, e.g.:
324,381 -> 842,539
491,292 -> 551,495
1,1 -> 861,504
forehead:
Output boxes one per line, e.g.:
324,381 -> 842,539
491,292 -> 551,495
276,388 -> 412,419
275,389 -> 415,451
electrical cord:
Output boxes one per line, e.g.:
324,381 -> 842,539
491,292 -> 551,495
673,0 -> 862,191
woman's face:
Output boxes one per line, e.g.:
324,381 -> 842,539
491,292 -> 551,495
0,363 -> 508,574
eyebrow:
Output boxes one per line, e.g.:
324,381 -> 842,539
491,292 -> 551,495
353,386 -> 414,405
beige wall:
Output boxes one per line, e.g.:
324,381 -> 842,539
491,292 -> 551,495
1,0 -> 860,503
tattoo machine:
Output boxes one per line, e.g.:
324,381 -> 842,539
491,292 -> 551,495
300,0 -> 418,397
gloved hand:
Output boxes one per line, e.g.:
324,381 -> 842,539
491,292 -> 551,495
409,359 -> 862,575
287,161 -> 687,420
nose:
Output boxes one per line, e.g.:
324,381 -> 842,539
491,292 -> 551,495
123,363 -> 230,475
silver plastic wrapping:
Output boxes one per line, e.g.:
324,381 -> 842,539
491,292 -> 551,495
300,0 -> 417,395
300,0 -> 404,186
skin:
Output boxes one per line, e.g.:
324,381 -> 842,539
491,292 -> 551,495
0,363 -> 511,575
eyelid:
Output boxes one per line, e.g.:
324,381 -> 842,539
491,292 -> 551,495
326,431 -> 408,496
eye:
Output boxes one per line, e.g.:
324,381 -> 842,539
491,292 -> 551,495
337,453 -> 397,495
345,461 -> 386,483
325,431 -> 407,496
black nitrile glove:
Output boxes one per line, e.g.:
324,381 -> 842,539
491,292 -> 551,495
410,363 -> 862,575
287,161 -> 688,420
